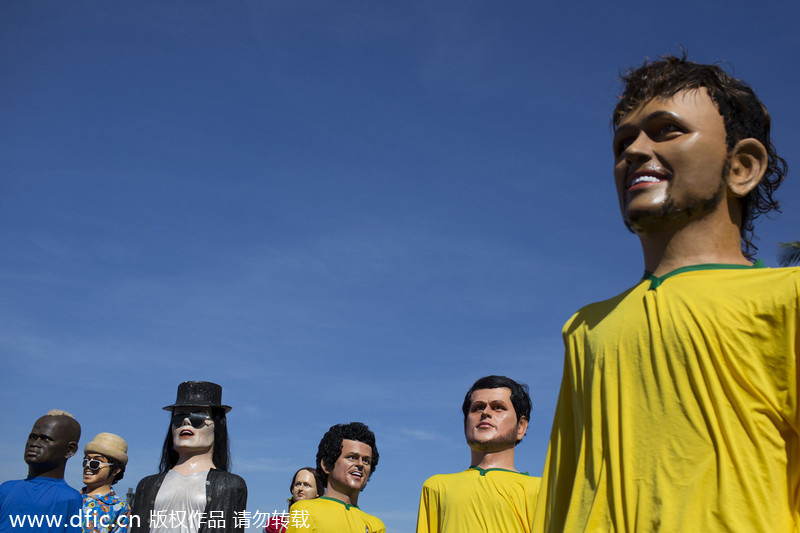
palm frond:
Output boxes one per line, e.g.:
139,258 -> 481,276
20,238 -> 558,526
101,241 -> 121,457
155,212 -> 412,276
778,241 -> 800,267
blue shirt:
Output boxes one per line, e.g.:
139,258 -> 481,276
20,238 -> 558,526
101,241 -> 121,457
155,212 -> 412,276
0,477 -> 82,532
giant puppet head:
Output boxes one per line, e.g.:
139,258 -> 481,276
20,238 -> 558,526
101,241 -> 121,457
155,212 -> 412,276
159,381 -> 231,472
25,410 -> 81,479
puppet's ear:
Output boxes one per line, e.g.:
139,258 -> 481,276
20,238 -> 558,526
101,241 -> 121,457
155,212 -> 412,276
516,416 -> 529,443
320,460 -> 332,475
65,441 -> 78,459
726,138 -> 768,197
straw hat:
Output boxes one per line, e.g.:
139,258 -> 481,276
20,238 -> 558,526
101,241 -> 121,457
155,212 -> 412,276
84,433 -> 128,465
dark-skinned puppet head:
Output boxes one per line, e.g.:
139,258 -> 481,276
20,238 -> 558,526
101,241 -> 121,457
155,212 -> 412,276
24,410 -> 81,479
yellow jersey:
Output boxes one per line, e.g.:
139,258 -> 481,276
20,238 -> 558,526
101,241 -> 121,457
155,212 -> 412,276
418,467 -> 541,532
534,264 -> 800,532
285,496 -> 384,533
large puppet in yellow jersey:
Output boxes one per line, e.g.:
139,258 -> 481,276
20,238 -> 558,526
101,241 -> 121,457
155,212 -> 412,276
418,375 -> 541,533
533,55 -> 798,532
286,422 -> 384,533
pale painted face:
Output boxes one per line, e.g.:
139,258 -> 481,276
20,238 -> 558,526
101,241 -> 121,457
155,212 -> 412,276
82,453 -> 116,492
324,439 -> 372,498
171,408 -> 215,453
291,469 -> 319,503
464,387 -> 527,453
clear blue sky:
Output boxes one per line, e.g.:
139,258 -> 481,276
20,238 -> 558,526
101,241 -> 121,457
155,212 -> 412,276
1,1 -> 798,531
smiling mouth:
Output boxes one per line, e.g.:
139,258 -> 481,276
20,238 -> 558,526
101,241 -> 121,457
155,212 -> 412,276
628,175 -> 666,191
179,429 -> 194,437
626,168 -> 669,192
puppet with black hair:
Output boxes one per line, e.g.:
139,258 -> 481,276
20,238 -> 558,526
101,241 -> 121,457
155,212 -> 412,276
285,422 -> 384,533
131,382 -> 247,533
417,375 -> 540,533
534,54 -> 799,531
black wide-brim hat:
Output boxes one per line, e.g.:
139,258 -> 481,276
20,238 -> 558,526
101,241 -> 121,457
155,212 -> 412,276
162,381 -> 232,413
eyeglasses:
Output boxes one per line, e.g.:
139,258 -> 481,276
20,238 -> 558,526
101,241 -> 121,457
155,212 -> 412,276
171,412 -> 212,429
82,458 -> 113,471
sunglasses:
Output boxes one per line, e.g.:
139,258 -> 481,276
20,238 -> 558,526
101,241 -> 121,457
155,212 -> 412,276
82,458 -> 113,471
171,411 -> 212,429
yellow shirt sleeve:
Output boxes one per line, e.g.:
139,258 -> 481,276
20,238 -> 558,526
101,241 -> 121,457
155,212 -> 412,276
416,479 -> 438,533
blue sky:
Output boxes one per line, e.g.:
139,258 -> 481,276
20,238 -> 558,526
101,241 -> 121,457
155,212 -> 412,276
1,1 -> 799,531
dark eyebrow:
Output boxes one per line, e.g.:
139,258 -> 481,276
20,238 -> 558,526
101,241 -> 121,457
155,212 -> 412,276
617,110 -> 684,132
643,110 -> 682,121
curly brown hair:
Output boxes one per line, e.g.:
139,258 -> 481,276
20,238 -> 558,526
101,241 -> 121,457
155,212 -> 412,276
613,52 -> 787,259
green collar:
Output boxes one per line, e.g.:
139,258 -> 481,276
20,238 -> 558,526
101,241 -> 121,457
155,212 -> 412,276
469,466 -> 530,476
319,496 -> 359,510
643,259 -> 765,290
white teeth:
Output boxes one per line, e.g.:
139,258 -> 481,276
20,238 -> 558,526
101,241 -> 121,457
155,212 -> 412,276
631,175 -> 661,186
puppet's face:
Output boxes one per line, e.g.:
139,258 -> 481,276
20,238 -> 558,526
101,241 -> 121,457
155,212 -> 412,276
291,469 -> 319,502
613,88 -> 730,234
172,408 -> 215,452
464,387 -> 527,452
82,453 -> 116,490
324,439 -> 372,496
25,416 -> 76,468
